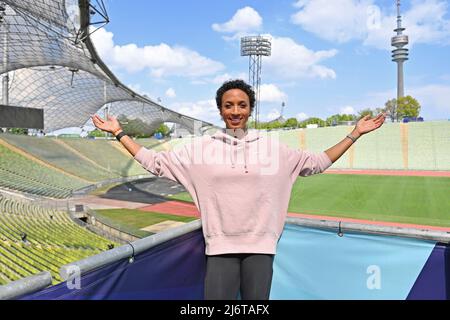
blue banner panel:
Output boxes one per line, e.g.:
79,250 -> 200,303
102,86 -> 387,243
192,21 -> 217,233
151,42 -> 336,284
270,224 -> 436,300
20,230 -> 206,300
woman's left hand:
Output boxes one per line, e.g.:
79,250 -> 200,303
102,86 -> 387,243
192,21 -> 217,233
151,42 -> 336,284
354,113 -> 386,136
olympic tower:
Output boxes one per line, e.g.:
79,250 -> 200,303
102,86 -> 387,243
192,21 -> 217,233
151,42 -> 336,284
391,0 -> 409,100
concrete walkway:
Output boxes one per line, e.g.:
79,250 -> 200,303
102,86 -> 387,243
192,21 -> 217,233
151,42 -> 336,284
65,195 -> 149,210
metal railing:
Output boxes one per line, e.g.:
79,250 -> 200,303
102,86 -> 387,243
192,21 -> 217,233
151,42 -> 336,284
0,272 -> 52,300
59,219 -> 202,280
286,216 -> 450,243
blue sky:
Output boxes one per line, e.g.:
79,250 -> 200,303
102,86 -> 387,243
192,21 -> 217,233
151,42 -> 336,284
90,0 -> 450,126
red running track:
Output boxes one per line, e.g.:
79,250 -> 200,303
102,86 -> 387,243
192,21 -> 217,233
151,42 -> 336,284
287,212 -> 450,232
325,169 -> 450,177
139,201 -> 200,218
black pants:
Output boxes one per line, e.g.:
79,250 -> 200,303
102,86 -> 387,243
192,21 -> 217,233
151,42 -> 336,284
204,253 -> 274,300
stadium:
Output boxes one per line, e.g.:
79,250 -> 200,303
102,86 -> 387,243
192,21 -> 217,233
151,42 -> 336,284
0,0 -> 449,301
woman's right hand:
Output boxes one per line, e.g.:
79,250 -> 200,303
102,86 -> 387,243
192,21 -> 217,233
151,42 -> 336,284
91,114 -> 122,135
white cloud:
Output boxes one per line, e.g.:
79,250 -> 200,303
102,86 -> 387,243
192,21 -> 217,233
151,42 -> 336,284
296,112 -> 309,121
212,7 -> 262,34
211,72 -> 248,84
127,83 -> 155,100
340,106 -> 356,115
190,72 -> 248,85
291,0 -> 450,49
90,26 -> 115,54
91,28 -> 225,78
171,99 -> 222,126
364,0 -> 450,49
265,36 -> 338,79
291,0 -> 371,44
259,84 -> 287,102
409,84 -> 450,117
165,88 -> 176,98
266,108 -> 281,121
402,0 -> 450,46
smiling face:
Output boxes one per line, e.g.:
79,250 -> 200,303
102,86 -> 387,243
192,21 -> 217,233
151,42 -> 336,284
220,89 -> 251,129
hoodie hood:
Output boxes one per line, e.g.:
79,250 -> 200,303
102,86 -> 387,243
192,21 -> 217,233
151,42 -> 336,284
211,128 -> 261,173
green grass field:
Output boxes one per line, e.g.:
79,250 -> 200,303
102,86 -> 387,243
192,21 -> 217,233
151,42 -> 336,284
168,174 -> 450,228
167,192 -> 194,203
94,209 -> 197,237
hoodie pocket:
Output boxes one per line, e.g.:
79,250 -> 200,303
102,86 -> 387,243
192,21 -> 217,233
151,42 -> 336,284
208,190 -> 258,235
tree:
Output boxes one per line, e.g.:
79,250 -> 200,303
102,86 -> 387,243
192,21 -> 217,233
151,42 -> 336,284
384,98 -> 398,122
326,114 -> 356,126
283,117 -> 298,128
397,95 -> 421,119
153,123 -> 170,137
8,128 -> 28,135
119,117 -> 150,137
299,117 -> 326,128
374,107 -> 384,114
267,121 -> 282,130
88,129 -> 106,138
357,108 -> 374,120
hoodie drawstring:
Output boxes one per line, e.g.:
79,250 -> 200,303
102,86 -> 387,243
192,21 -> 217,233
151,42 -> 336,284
213,130 -> 256,174
228,137 -> 236,169
244,140 -> 248,173
231,140 -> 248,173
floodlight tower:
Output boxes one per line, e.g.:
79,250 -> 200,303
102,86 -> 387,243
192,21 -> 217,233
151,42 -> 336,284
391,0 -> 408,101
240,36 -> 271,128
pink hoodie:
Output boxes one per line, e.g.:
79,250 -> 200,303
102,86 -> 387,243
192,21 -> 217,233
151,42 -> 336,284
134,129 -> 332,255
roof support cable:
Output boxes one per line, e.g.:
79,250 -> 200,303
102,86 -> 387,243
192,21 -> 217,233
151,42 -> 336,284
75,0 -> 109,45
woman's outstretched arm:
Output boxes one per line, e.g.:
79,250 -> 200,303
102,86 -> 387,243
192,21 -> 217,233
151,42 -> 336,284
91,114 -> 142,156
90,114 -> 192,187
324,113 -> 386,163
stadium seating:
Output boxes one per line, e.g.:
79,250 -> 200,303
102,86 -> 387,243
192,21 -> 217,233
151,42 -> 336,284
0,144 -> 88,198
268,121 -> 450,171
352,123 -> 404,169
60,137 -> 147,177
136,137 -> 171,151
0,134 -> 117,181
0,196 -> 116,285
408,122 -> 450,170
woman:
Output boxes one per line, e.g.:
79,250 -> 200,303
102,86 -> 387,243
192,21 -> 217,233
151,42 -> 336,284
91,79 -> 385,300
